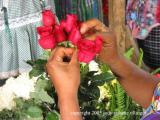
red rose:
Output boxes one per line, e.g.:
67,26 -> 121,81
60,14 -> 78,33
155,74 -> 160,78
37,26 -> 53,37
65,14 -> 77,32
54,25 -> 66,43
68,28 -> 82,45
77,37 -> 102,63
60,19 -> 66,30
78,50 -> 95,63
95,36 -> 103,53
42,10 -> 56,26
39,35 -> 56,49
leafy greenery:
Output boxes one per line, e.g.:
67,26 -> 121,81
0,48 -> 144,120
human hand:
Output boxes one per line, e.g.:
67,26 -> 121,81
80,19 -> 121,65
46,47 -> 80,98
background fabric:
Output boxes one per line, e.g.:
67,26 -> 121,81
54,0 -> 104,22
0,0 -> 56,79
126,0 -> 160,39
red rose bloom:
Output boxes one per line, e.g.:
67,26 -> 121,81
42,10 -> 56,26
60,14 -> 78,33
155,74 -> 160,78
54,25 -> 66,43
37,26 -> 53,37
68,27 -> 82,45
39,35 -> 56,49
77,37 -> 103,63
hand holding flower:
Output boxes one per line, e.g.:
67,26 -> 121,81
80,19 -> 120,65
46,47 -> 80,97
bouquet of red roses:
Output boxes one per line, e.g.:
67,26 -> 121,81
37,10 -> 102,63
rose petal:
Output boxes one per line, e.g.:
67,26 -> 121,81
42,10 -> 56,26
155,74 -> 160,78
65,14 -> 78,33
60,19 -> 67,30
54,25 -> 66,43
78,50 -> 95,63
37,26 -> 53,37
39,35 -> 56,49
68,28 -> 82,45
77,39 -> 96,52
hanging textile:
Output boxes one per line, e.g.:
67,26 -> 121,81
102,0 -> 108,25
0,0 -> 56,79
54,0 -> 103,22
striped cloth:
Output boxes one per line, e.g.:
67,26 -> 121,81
0,0 -> 56,79
137,26 -> 160,69
54,0 -> 103,21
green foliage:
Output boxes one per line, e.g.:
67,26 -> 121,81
137,48 -> 144,67
26,106 -> 43,118
46,111 -> 60,120
0,109 -> 19,120
0,47 -> 144,120
124,47 -> 134,60
27,59 -> 47,78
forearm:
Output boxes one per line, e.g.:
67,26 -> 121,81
109,56 -> 160,108
58,95 -> 82,120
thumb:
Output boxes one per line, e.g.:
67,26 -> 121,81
70,49 -> 79,64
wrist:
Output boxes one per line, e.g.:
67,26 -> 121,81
58,92 -> 78,102
107,54 -> 122,66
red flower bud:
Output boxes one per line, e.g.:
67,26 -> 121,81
42,10 -> 56,26
39,35 -> 56,49
77,37 -> 103,63
54,25 -> 66,43
68,28 -> 82,45
37,26 -> 53,37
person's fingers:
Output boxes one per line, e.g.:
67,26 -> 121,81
80,19 -> 107,34
70,49 -> 79,64
50,47 -> 75,63
51,47 -> 66,62
48,49 -> 56,61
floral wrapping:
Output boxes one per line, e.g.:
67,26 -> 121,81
126,0 -> 160,39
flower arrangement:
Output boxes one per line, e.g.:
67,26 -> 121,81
0,10 -> 147,120
37,10 -> 102,63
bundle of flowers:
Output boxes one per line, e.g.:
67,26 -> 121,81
37,10 -> 102,63
0,10 -> 145,120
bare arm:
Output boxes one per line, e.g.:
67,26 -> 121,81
80,19 -> 160,108
46,48 -> 82,120
58,95 -> 81,120
109,55 -> 159,108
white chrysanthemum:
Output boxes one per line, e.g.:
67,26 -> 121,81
5,73 -> 37,99
0,78 -> 16,111
0,72 -> 38,111
89,61 -> 101,74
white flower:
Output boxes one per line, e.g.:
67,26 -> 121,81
5,73 -> 37,99
89,61 -> 101,74
0,72 -> 38,111
0,78 -> 16,111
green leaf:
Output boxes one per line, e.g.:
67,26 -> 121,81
124,47 -> 134,60
151,67 -> 160,75
137,48 -> 143,67
46,111 -> 60,120
29,68 -> 44,78
31,89 -> 54,104
92,72 -> 115,86
35,78 -> 52,91
27,60 -> 35,66
26,106 -> 43,118
35,59 -> 47,65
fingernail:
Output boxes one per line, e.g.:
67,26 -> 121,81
56,56 -> 62,62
